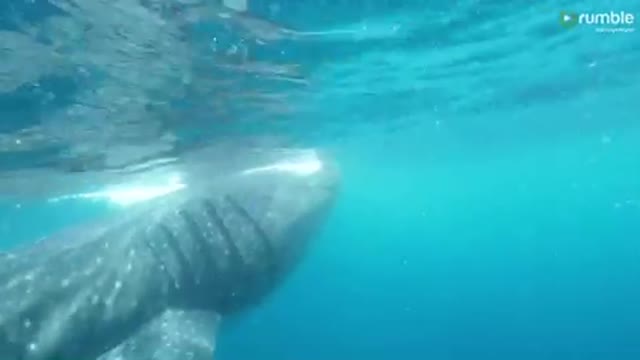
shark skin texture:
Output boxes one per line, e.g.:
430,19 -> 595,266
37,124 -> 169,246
0,148 -> 339,360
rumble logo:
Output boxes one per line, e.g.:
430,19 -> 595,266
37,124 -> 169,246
559,10 -> 635,33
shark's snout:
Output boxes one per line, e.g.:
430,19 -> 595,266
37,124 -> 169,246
310,150 -> 340,192
238,148 -> 340,205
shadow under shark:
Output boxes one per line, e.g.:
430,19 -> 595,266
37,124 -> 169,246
0,147 -> 339,360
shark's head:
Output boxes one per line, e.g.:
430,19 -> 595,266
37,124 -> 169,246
212,148 -> 339,311
164,147 -> 339,312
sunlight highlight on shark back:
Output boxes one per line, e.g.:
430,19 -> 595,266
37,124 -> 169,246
48,174 -> 187,206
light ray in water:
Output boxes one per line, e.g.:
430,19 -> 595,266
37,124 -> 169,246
48,174 -> 187,206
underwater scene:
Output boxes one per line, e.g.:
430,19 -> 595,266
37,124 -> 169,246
1,0 -> 639,359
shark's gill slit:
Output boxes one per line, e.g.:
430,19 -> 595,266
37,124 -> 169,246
224,195 -> 277,281
156,224 -> 196,290
202,199 -> 245,305
178,208 -> 218,283
202,200 -> 244,270
142,235 -> 175,284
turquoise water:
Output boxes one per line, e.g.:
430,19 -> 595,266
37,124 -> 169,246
1,0 -> 640,359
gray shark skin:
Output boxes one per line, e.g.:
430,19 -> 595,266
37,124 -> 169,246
0,148 -> 339,360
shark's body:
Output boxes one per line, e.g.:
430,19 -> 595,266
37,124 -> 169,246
0,148 -> 338,360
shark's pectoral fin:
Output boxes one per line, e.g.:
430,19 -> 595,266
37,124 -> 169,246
98,309 -> 221,360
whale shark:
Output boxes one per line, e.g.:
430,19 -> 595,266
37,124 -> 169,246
0,147 -> 339,360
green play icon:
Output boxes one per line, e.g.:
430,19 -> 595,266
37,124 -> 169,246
560,11 -> 579,28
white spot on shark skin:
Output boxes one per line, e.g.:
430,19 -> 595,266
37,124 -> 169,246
5,281 -> 18,291
114,281 -> 122,290
129,249 -> 136,257
23,319 -> 32,328
96,257 -> 103,265
27,342 -> 38,352
91,294 -> 100,305
61,278 -> 71,288
126,263 -> 133,272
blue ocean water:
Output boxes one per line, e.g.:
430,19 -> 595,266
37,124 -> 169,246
1,0 -> 639,359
